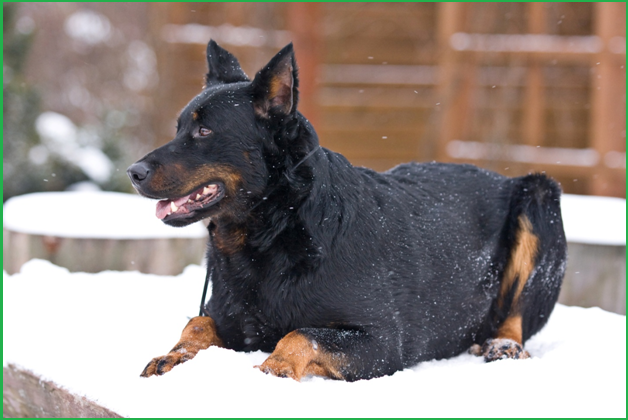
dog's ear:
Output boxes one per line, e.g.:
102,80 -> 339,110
251,43 -> 299,117
205,40 -> 249,87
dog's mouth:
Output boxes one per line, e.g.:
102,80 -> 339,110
155,183 -> 225,221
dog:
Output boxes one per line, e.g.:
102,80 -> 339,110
127,40 -> 567,381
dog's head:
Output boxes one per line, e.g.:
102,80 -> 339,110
127,40 -> 307,227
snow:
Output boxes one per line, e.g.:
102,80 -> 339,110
64,10 -> 111,45
34,112 -> 114,183
3,191 -> 207,239
4,259 -> 626,417
560,193 -> 626,246
124,40 -> 158,92
161,23 -> 291,49
35,112 -> 78,146
71,146 -> 114,183
450,33 -> 603,54
447,140 -> 600,167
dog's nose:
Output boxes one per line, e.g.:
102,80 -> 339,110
127,161 -> 151,185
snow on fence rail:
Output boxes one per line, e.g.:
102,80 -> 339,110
3,191 -> 207,275
3,191 -> 207,239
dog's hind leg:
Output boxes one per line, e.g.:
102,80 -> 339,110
474,174 -> 567,362
478,215 -> 537,361
256,328 -> 402,382
140,316 -> 223,377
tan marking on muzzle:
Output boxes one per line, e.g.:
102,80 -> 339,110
149,164 -> 243,198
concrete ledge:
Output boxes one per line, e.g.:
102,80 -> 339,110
3,364 -> 121,418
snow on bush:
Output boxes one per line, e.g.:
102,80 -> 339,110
3,260 -> 625,417
35,112 -> 114,184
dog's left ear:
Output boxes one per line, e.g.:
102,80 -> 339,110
205,40 -> 249,87
251,43 -> 299,117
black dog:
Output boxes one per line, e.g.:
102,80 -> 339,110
128,40 -> 567,381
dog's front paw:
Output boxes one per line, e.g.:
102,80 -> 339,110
140,352 -> 191,377
254,330 -> 345,381
140,316 -> 223,378
255,331 -> 314,381
256,356 -> 300,380
140,344 -> 198,377
141,354 -> 177,377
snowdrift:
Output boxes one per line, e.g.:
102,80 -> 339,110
3,259 -> 625,417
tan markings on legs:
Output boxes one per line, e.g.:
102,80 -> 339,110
497,215 -> 539,312
497,314 -> 523,343
479,313 -> 531,361
495,215 -> 538,342
478,216 -> 539,361
256,331 -> 345,381
140,316 -> 223,378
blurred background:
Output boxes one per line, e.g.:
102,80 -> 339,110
3,2 -> 626,201
3,3 -> 626,313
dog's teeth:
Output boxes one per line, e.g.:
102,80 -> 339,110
196,194 -> 202,200
203,186 -> 211,195
188,199 -> 194,204
170,201 -> 178,212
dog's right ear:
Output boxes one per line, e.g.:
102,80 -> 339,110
205,40 -> 249,87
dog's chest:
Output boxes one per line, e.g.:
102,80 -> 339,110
209,269 -> 315,351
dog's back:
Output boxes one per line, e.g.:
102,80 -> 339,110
292,155 -> 565,368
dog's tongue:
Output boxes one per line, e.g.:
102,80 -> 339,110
156,194 -> 192,220
155,184 -> 219,220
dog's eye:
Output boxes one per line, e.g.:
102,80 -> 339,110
198,127 -> 212,137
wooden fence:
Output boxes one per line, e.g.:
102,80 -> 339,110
146,2 -> 625,198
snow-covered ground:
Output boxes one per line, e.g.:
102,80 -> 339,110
4,259 -> 626,418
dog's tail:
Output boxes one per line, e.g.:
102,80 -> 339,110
493,173 -> 567,344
